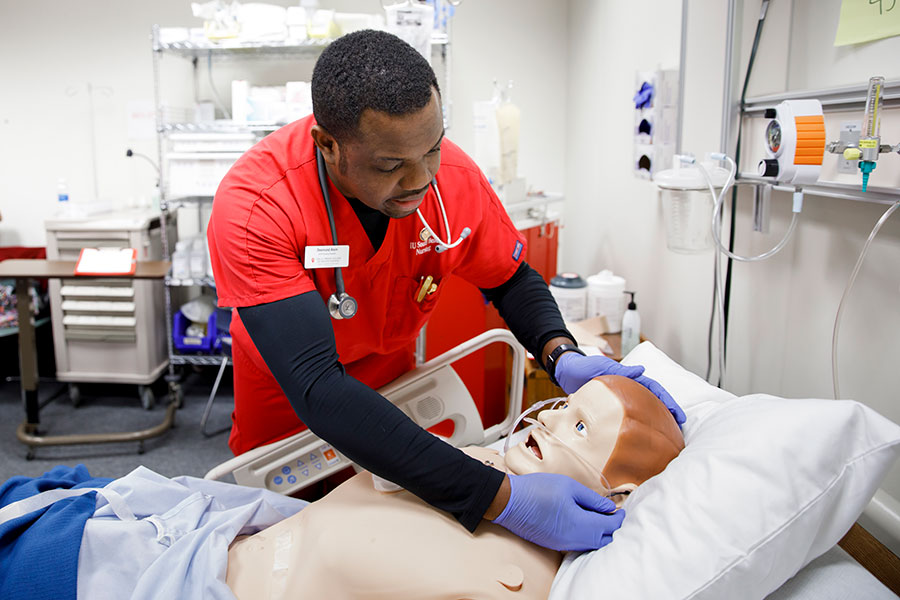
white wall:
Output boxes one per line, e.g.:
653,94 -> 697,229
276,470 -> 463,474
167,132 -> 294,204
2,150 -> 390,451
448,0 -> 568,195
0,1 -> 193,246
564,0 -> 900,504
0,0 -> 566,246
564,0 -> 710,373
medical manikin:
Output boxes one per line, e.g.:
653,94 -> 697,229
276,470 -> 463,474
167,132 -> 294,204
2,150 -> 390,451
225,376 -> 685,599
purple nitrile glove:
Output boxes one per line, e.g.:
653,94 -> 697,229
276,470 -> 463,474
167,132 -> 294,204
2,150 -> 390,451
554,352 -> 686,428
492,472 -> 625,552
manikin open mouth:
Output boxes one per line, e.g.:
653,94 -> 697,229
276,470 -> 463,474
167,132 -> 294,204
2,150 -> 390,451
525,433 -> 542,460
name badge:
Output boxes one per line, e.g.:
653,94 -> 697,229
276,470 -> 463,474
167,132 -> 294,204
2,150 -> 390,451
304,245 -> 350,269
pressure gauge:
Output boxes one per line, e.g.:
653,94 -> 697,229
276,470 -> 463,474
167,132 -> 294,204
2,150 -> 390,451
757,99 -> 824,185
766,119 -> 782,154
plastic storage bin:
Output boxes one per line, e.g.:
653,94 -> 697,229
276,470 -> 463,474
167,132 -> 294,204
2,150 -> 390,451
165,152 -> 243,197
169,132 -> 256,152
173,309 -> 217,353
214,306 -> 232,356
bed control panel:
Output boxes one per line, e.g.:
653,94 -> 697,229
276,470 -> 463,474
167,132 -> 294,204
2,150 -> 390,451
233,437 -> 351,496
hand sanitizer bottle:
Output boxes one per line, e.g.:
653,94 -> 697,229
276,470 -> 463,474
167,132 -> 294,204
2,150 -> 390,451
621,291 -> 641,356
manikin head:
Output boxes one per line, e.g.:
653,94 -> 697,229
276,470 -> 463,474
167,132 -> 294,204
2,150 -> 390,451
310,29 -> 444,219
505,375 -> 685,506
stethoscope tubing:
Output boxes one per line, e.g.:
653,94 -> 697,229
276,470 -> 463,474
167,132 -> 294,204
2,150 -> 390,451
316,148 -> 349,299
314,147 -> 470,318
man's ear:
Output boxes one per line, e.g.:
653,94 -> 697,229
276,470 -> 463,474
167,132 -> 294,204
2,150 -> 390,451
310,125 -> 341,166
608,483 -> 637,509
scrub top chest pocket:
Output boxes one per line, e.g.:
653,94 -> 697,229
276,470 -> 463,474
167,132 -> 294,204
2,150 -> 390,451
385,274 -> 445,339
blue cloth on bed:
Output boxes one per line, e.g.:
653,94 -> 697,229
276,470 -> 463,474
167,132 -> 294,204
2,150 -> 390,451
0,465 -> 112,600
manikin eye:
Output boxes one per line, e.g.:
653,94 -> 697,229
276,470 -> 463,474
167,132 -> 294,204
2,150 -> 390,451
561,402 -> 569,410
575,421 -> 586,434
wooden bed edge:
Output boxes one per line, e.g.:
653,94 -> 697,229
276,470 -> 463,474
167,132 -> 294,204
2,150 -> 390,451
838,522 -> 900,594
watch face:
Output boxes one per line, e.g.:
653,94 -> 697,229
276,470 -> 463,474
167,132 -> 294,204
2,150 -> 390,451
766,119 -> 782,153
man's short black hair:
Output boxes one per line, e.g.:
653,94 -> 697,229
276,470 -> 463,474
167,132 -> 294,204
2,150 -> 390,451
312,29 -> 440,141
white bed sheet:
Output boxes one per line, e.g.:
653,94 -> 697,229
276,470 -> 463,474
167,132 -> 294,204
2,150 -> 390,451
767,546 -> 896,600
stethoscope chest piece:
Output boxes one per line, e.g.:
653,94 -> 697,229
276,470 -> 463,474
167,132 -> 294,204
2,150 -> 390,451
328,291 -> 358,320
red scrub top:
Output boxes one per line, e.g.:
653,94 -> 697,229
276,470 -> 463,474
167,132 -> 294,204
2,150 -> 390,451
208,114 -> 526,455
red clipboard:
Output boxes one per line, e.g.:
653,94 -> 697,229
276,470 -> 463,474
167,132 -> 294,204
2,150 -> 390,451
74,247 -> 138,276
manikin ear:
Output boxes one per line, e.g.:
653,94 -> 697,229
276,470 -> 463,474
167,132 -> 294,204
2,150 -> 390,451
310,125 -> 342,166
495,564 -> 525,592
607,483 -> 638,509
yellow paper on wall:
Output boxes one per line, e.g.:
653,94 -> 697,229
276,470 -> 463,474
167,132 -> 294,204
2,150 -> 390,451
835,0 -> 900,46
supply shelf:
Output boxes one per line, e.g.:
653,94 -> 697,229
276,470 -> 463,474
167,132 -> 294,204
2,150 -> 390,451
166,275 -> 217,288
160,122 -> 282,134
160,195 -> 214,211
153,27 -> 447,61
151,18 -> 453,422
154,37 -> 330,60
170,354 -> 227,367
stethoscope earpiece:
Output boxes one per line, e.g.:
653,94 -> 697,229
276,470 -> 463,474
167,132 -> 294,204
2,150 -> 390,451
434,226 -> 472,253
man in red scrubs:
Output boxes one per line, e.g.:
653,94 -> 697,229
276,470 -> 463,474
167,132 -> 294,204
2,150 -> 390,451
208,30 -> 684,552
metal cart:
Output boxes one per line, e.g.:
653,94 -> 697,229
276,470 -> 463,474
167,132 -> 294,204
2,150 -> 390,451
44,209 -> 174,409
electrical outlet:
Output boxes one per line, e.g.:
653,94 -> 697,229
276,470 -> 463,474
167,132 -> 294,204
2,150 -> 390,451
838,121 -> 862,174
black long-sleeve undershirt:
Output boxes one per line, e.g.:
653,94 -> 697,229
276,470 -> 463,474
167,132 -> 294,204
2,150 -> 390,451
479,261 -> 573,366
239,294 -> 503,531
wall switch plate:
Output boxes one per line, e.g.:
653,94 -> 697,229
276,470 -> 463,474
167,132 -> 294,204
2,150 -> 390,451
838,121 -> 862,174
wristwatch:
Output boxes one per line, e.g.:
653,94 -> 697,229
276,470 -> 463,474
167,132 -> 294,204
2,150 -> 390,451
544,344 -> 585,387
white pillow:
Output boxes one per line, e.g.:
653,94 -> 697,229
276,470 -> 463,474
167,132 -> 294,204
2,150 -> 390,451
550,342 -> 900,600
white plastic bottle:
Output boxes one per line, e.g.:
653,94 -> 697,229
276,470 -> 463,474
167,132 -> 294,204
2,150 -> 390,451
189,237 -> 208,279
586,269 -> 626,332
621,291 -> 641,356
172,240 -> 192,280
56,178 -> 71,218
549,273 -> 588,323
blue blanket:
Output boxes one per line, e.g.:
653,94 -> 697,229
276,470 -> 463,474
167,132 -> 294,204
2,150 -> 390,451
0,465 -> 112,600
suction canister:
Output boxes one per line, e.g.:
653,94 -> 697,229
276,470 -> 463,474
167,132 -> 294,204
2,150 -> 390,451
655,161 -> 730,253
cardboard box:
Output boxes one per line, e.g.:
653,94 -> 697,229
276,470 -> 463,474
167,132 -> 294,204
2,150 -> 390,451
524,358 -> 565,410
522,333 -> 643,409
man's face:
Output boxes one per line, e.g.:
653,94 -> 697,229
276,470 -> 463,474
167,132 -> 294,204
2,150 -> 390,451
504,380 -> 625,494
329,88 -> 444,219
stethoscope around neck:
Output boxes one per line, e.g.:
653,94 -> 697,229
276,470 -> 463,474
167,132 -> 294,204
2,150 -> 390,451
315,148 -> 471,320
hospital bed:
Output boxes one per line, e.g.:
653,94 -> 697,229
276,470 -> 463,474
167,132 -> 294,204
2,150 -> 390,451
4,331 -> 896,598
202,330 -> 900,599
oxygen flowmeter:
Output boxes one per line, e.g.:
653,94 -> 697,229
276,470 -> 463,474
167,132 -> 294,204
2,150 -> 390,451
826,76 -> 899,192
857,76 -> 884,191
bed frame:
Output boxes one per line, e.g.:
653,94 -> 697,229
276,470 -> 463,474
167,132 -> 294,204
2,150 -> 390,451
205,329 -> 525,494
839,523 -> 900,594
203,330 -> 900,593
